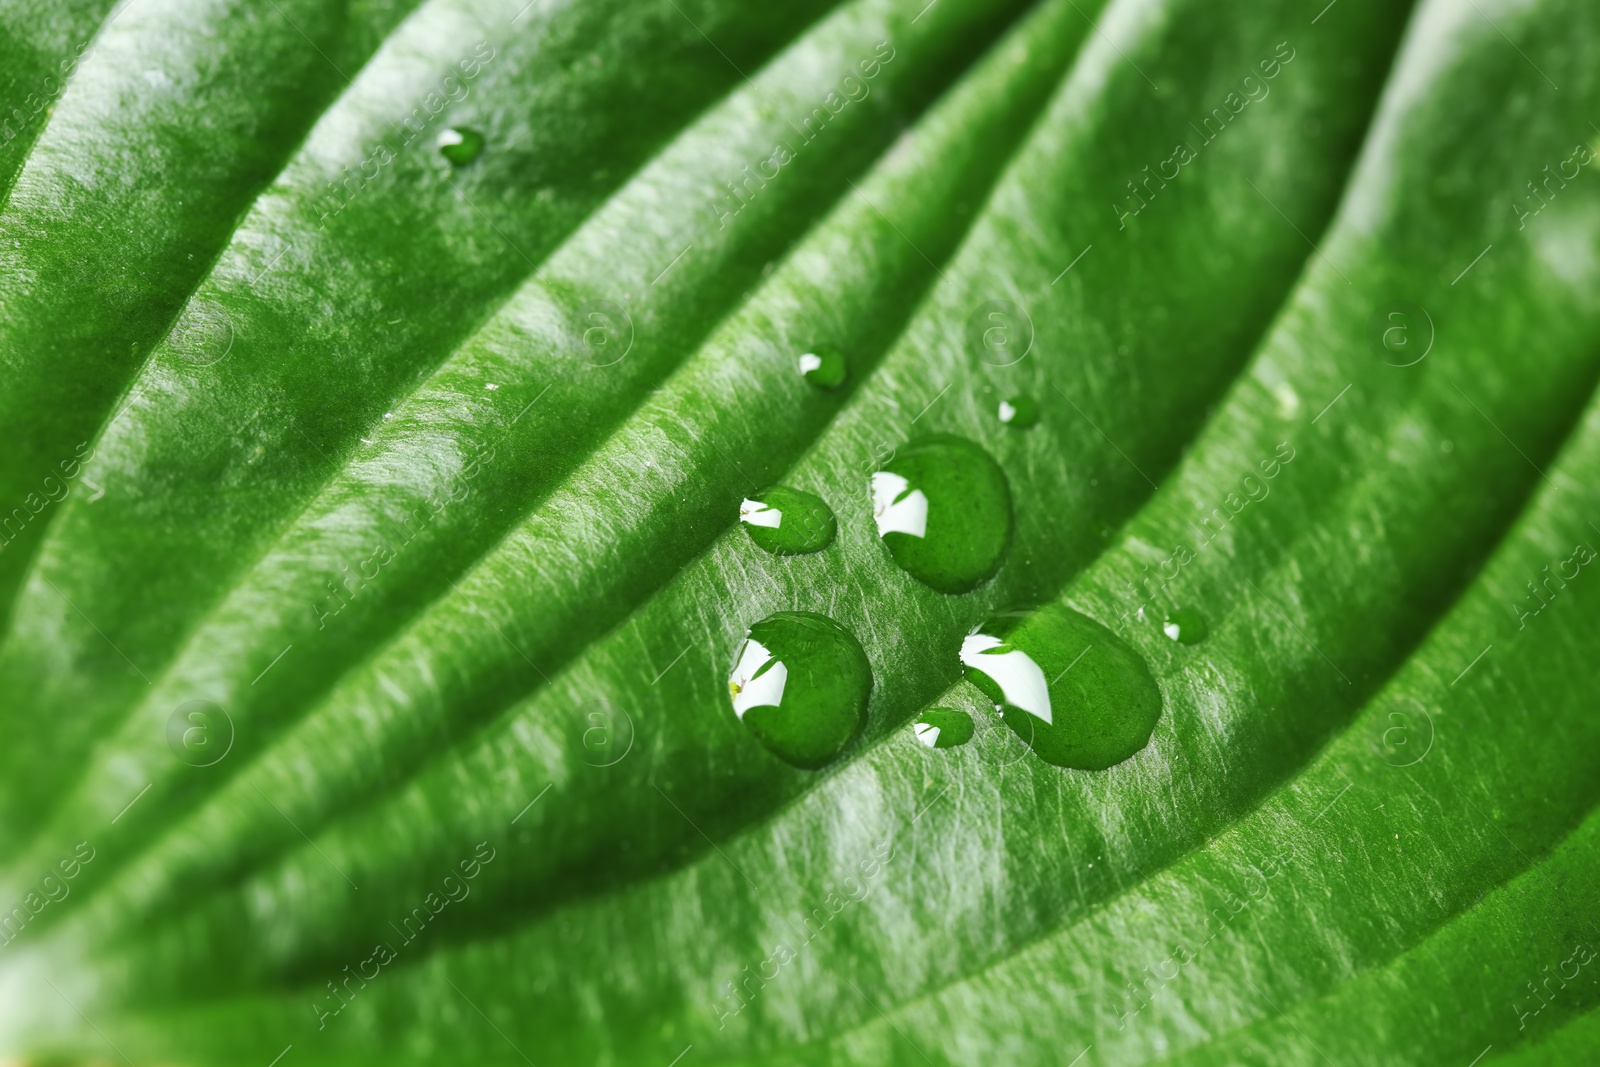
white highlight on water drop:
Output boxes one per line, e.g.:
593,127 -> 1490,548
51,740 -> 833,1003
960,631 -> 1052,724
913,722 -> 941,748
798,352 -> 823,376
871,471 -> 928,539
739,498 -> 783,529
729,638 -> 787,719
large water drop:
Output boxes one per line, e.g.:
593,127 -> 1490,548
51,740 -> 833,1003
728,612 -> 872,769
959,608 -> 1161,769
738,486 -> 836,555
870,435 -> 1012,594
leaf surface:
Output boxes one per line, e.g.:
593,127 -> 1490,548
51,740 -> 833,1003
3,0 -> 1600,1064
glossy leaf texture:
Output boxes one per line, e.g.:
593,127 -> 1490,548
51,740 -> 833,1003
2,0 -> 1599,1063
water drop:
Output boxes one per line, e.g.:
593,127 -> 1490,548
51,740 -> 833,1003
738,486 -> 836,555
959,607 -> 1162,769
1161,607 -> 1208,645
871,435 -> 1012,594
998,395 -> 1038,428
728,612 -> 872,769
437,127 -> 484,165
912,707 -> 974,749
798,345 -> 847,389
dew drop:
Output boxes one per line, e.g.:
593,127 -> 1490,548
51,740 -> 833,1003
1161,607 -> 1208,645
797,345 -> 847,389
998,395 -> 1038,428
738,486 -> 836,555
959,607 -> 1161,769
870,435 -> 1012,594
437,127 -> 484,165
912,707 -> 974,749
728,612 -> 872,769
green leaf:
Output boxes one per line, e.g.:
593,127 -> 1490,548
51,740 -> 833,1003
3,0 -> 1600,1063
0,0 -> 426,613
0,0 -> 853,846
0,0 -> 113,196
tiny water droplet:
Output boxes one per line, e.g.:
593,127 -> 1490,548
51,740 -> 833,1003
870,435 -> 1012,594
728,612 -> 872,769
1161,607 -> 1207,645
959,607 -> 1161,769
738,486 -> 836,555
912,707 -> 974,749
797,345 -> 847,389
437,127 -> 484,165
997,395 -> 1038,428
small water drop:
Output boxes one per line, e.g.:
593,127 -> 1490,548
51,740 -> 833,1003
437,127 -> 484,165
911,707 -> 974,749
797,345 -> 847,389
871,435 -> 1012,594
998,395 -> 1038,428
1161,607 -> 1208,645
959,607 -> 1162,769
728,612 -> 872,769
738,486 -> 836,555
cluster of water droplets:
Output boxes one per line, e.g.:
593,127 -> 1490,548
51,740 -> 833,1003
415,136 -> 1184,772
719,348 -> 1191,771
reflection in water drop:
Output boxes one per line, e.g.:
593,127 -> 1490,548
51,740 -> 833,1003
912,707 -> 975,749
1162,608 -> 1208,645
738,486 -> 836,555
998,395 -> 1038,428
870,435 -> 1012,594
798,345 -> 847,389
437,127 -> 484,165
728,612 -> 872,769
959,608 -> 1162,769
